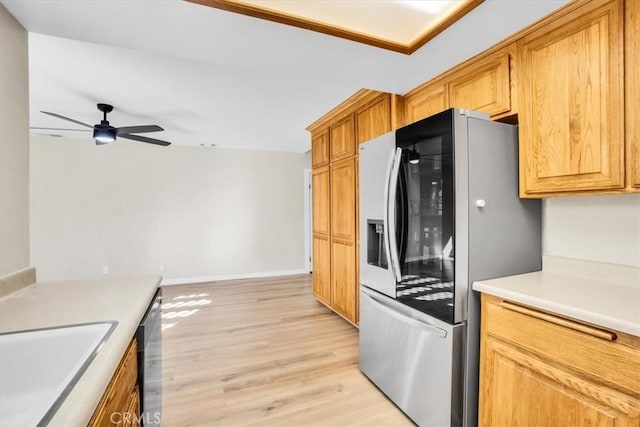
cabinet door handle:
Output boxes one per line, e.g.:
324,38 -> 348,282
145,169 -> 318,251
499,301 -> 617,341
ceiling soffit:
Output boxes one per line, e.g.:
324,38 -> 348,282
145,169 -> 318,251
186,0 -> 484,54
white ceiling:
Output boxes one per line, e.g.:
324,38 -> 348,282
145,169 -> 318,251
3,0 -> 569,153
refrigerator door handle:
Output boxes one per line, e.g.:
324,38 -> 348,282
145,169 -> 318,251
382,148 -> 396,278
362,288 -> 447,338
387,147 -> 403,283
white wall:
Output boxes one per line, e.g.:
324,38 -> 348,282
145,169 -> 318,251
30,136 -> 309,282
0,5 -> 30,277
543,194 -> 640,268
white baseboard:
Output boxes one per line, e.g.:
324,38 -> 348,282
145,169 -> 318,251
160,269 -> 310,286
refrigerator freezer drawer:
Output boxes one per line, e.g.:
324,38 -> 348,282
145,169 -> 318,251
359,287 -> 465,426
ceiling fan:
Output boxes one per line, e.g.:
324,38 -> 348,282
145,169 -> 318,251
34,103 -> 171,146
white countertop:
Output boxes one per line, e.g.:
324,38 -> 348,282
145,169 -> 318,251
0,274 -> 161,426
473,257 -> 640,337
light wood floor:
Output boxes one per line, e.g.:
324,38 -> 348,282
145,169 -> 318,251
161,274 -> 412,426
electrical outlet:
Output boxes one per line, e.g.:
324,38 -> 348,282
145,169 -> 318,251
102,265 -> 109,275
159,265 -> 165,273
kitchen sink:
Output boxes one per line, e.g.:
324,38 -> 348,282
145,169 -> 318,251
0,321 -> 117,427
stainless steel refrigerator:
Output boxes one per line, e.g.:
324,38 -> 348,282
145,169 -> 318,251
358,108 -> 541,426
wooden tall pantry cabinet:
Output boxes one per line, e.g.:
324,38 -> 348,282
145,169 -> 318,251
308,90 -> 399,325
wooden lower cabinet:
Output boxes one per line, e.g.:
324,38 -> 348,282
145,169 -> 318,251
330,239 -> 357,322
125,388 -> 140,427
312,236 -> 331,305
89,339 -> 140,426
312,165 -> 331,306
328,157 -> 358,325
479,294 -> 640,426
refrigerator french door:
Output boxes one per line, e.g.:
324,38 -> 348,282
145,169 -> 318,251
358,109 -> 542,427
360,109 -> 459,323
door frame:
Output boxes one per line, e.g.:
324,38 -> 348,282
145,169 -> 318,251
304,168 -> 313,272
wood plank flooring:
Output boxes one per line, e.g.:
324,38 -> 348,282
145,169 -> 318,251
161,274 -> 412,426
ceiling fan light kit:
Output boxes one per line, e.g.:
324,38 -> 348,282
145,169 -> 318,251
93,128 -> 116,144
93,126 -> 116,145
93,103 -> 116,145
38,103 -> 172,146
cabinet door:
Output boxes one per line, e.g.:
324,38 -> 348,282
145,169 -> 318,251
330,159 -> 356,242
448,52 -> 511,116
125,387 -> 140,427
329,115 -> 356,161
313,236 -> 331,305
480,335 -> 640,426
330,157 -> 358,323
89,340 -> 138,426
355,94 -> 391,144
518,0 -> 624,196
330,240 -> 357,322
311,130 -> 329,168
312,166 -> 330,236
479,295 -> 640,427
403,82 -> 448,126
626,0 -> 640,189
312,166 -> 331,304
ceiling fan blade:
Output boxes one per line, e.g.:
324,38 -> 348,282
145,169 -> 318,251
30,126 -> 91,132
41,111 -> 94,128
116,125 -> 164,134
119,133 -> 171,146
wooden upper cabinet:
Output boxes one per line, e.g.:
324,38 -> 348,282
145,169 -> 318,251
355,94 -> 392,144
312,166 -> 330,237
311,131 -> 329,167
448,52 -> 511,117
518,0 -> 624,196
626,0 -> 640,189
329,115 -> 356,161
402,82 -> 448,126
